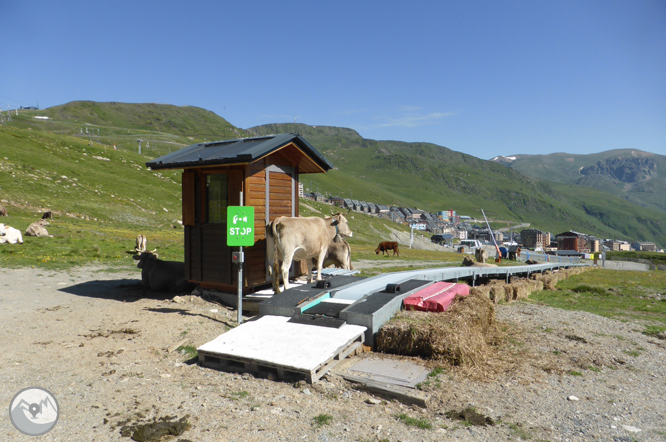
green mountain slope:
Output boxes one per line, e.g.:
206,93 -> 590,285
493,150 -> 666,214
12,101 -> 249,156
2,103 -> 663,249
250,124 -> 666,247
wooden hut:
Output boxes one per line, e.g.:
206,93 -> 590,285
146,134 -> 333,294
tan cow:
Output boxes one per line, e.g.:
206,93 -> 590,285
475,247 -> 488,263
269,213 -> 353,293
135,234 -> 147,253
310,234 -> 353,271
0,205 -> 7,216
25,219 -> 49,237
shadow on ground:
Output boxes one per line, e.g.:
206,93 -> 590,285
58,278 -> 187,302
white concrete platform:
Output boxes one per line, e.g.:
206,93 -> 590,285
197,315 -> 366,382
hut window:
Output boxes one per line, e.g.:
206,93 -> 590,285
205,173 -> 228,224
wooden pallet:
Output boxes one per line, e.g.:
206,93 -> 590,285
199,335 -> 363,383
196,315 -> 366,383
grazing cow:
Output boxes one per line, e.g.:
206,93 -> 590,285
133,252 -> 195,292
25,219 -> 49,237
135,234 -> 147,253
41,211 -> 53,220
462,256 -> 498,267
0,223 -> 24,244
269,213 -> 353,293
0,205 -> 7,216
310,234 -> 353,271
475,247 -> 488,264
375,241 -> 399,256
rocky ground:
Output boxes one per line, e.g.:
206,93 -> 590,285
1,265 -> 664,441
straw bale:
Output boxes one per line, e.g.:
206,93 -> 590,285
377,291 -> 501,370
470,286 -> 492,303
511,281 -> 530,301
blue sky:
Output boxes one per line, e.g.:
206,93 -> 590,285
2,1 -> 664,159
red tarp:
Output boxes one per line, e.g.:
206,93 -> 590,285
403,282 -> 470,312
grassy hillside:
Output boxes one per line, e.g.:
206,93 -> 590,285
11,101 -> 250,158
0,124 -> 462,270
496,150 -> 666,214
0,124 -> 188,268
249,124 -> 666,247
3,102 -> 663,251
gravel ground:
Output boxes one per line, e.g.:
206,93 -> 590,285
1,265 -> 665,441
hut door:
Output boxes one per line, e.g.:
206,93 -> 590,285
265,165 -> 295,221
265,165 -> 296,280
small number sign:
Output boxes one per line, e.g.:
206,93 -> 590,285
227,206 -> 255,246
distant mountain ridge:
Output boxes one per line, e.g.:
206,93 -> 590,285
250,123 -> 666,247
491,149 -> 666,214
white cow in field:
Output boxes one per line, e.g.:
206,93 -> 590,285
0,223 -> 24,244
25,219 -> 50,237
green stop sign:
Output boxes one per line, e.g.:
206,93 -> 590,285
227,206 -> 255,246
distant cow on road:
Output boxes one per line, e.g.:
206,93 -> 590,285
376,241 -> 399,256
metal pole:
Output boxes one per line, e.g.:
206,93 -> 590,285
237,191 -> 244,324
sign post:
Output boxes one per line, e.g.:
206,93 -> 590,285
227,200 -> 255,324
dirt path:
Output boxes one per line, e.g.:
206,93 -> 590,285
1,266 -> 665,441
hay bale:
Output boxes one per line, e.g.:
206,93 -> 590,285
511,281 -> 530,301
488,286 -> 504,305
470,286 -> 492,303
503,285 -> 514,302
377,291 -> 500,368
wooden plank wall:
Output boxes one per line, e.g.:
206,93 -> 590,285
245,161 -> 268,287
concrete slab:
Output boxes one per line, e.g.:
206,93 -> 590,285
197,315 -> 366,378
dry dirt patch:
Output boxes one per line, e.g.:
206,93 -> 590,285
1,266 -> 665,441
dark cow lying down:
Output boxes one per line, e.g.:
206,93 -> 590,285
133,253 -> 196,292
376,241 -> 399,256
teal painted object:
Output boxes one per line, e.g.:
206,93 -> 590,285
298,293 -> 331,313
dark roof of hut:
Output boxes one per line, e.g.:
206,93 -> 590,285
146,133 -> 333,173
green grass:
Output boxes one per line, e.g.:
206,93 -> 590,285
607,251 -> 666,267
528,269 -> 666,332
396,413 -> 433,430
508,423 -> 533,440
176,346 -> 198,359
312,414 -> 333,428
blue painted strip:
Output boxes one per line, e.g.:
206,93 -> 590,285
298,293 -> 331,313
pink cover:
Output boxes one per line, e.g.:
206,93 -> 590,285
403,282 -> 470,312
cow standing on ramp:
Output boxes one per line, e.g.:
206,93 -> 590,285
269,213 -> 353,293
310,234 -> 353,271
